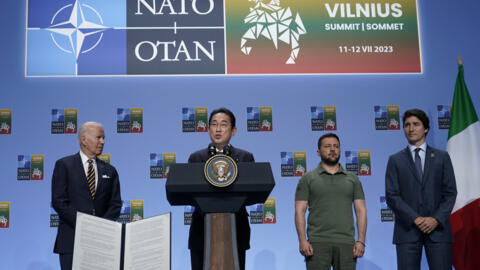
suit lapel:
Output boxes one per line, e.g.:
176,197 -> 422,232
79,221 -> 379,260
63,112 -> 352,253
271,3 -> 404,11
402,147 -> 421,183
95,158 -> 105,196
229,145 -> 240,163
74,153 -> 91,195
422,146 -> 434,185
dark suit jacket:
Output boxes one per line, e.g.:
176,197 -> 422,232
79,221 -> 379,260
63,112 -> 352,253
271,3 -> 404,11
385,145 -> 457,244
51,152 -> 122,254
188,145 -> 255,251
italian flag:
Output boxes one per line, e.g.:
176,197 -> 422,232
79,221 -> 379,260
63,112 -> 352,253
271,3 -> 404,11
447,63 -> 480,270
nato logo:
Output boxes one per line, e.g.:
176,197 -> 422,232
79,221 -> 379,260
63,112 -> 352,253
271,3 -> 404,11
184,205 -> 195,225
250,203 -> 263,212
183,108 -> 195,121
280,151 -> 294,177
150,153 -> 163,167
437,105 -> 450,118
26,0 -> 126,76
247,107 -> 260,120
117,108 -> 130,133
52,109 -> 65,122
374,105 -> 388,130
281,152 -> 293,165
437,105 -> 451,129
380,196 -> 394,222
150,153 -> 164,179
117,108 -> 130,121
311,106 -> 324,131
249,203 -> 263,224
18,155 -> 31,170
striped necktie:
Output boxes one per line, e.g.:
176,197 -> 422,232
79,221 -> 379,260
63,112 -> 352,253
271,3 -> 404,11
87,159 -> 96,198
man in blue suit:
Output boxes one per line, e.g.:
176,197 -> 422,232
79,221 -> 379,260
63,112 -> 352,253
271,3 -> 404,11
385,109 -> 457,270
52,122 -> 122,270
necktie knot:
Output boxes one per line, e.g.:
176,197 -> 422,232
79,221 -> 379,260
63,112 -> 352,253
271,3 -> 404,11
88,159 -> 93,165
415,148 -> 421,154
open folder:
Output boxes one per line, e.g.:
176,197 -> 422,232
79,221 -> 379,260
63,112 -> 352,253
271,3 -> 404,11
72,212 -> 171,270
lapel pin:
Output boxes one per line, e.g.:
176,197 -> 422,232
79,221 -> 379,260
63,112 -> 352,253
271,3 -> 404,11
431,153 -> 435,158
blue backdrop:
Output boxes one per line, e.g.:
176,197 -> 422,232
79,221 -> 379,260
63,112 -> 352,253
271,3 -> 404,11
1,1 -> 480,270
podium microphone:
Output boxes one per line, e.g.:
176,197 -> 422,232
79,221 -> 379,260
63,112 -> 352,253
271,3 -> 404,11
223,144 -> 232,157
208,143 -> 216,157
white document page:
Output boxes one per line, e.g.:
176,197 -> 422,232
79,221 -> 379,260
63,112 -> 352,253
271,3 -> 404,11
124,212 -> 171,270
72,212 -> 122,270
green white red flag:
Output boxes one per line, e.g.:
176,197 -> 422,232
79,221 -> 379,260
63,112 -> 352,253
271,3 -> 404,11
447,63 -> 480,270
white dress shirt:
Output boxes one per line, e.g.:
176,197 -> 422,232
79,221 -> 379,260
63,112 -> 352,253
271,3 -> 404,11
408,142 -> 426,172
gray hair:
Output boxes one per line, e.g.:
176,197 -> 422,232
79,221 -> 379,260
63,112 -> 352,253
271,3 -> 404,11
78,122 -> 103,142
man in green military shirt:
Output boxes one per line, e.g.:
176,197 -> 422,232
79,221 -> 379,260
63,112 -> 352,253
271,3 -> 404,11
295,133 -> 367,270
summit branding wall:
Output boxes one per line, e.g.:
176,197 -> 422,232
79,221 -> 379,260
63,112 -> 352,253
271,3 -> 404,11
26,0 -> 421,76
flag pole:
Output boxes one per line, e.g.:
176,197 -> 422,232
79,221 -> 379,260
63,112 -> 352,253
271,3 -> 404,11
457,55 -> 462,66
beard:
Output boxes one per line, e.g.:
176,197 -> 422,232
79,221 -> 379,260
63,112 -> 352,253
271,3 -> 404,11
321,154 -> 340,166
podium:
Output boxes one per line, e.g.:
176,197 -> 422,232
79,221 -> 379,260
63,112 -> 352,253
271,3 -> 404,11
166,162 -> 275,270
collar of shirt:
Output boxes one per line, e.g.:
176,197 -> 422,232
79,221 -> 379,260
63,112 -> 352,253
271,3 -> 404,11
408,142 -> 426,154
79,150 -> 96,168
216,148 -> 223,153
79,151 -> 99,188
407,142 -> 426,170
316,163 -> 346,175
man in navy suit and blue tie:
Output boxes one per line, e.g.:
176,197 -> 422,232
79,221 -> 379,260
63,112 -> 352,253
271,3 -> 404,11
52,122 -> 122,270
385,109 -> 457,270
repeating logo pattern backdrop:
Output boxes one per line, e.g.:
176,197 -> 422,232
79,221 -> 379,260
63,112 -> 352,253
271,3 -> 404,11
26,0 -> 421,76
0,100 -> 468,269
5,0 -> 480,269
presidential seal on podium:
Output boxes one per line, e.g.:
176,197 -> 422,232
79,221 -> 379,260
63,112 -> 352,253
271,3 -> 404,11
204,154 -> 238,187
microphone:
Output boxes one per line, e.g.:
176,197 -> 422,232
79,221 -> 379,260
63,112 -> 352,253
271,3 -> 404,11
223,144 -> 232,157
208,143 -> 216,157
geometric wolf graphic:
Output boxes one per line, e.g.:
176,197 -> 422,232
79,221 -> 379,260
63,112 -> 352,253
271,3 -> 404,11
241,0 -> 307,64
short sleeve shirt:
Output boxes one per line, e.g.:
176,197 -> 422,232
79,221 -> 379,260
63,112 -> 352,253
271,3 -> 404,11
295,164 -> 365,244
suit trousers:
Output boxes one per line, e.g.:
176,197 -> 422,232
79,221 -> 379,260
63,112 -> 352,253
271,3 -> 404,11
190,249 -> 245,270
396,235 -> 452,270
59,253 -> 73,270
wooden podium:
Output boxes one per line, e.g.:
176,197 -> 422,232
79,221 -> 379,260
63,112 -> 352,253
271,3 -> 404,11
166,162 -> 275,270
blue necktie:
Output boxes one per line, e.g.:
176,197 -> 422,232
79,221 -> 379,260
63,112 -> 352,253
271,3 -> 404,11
414,148 -> 423,180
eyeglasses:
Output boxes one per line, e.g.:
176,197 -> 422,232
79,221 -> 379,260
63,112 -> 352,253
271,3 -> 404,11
210,122 -> 230,130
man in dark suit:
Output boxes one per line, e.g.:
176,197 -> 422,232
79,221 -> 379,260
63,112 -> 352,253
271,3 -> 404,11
385,109 -> 457,270
52,122 -> 122,270
188,108 -> 254,270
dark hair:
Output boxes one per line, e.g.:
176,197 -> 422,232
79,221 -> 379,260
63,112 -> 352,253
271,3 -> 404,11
209,107 -> 236,128
318,133 -> 340,149
402,109 -> 430,133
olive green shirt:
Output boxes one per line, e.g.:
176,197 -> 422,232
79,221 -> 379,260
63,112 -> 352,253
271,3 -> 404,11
295,164 -> 365,244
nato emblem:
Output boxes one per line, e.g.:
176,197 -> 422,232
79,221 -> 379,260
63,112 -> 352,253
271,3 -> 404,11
204,154 -> 238,187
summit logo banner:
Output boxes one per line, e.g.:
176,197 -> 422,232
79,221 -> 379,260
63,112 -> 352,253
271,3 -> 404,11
26,0 -> 421,76
17,155 -> 44,180
51,109 -> 77,134
182,107 -> 208,132
0,110 -> 12,135
437,105 -> 451,130
26,0 -> 225,76
374,105 -> 400,130
247,107 -> 273,132
117,108 -> 143,133
280,151 -> 306,177
345,150 -> 371,176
